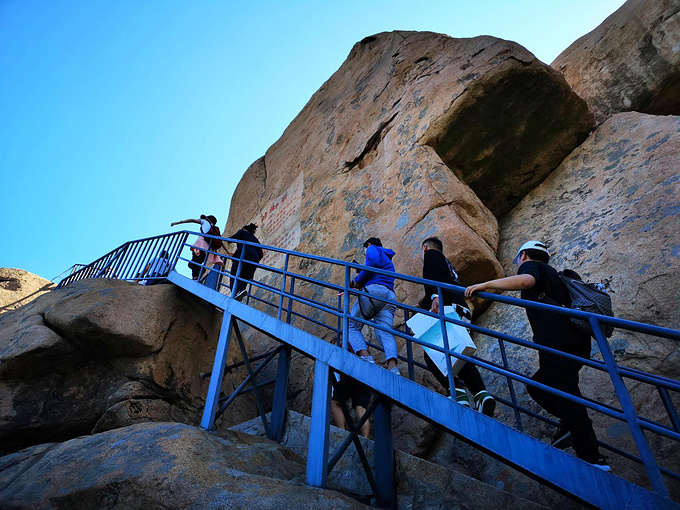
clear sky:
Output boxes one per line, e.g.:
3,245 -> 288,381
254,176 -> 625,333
0,0 -> 626,281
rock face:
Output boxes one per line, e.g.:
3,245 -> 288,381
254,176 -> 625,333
0,279 -> 254,455
463,112 -> 680,496
232,411 -> 552,509
0,268 -> 54,314
552,0 -> 680,123
226,31 -> 593,293
0,422 -> 367,509
223,30 -> 594,457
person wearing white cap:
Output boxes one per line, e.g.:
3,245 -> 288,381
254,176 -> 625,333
464,240 -> 610,471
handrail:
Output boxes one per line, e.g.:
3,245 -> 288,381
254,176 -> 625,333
57,230 -> 680,504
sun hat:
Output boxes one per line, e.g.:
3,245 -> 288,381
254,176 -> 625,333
513,240 -> 550,264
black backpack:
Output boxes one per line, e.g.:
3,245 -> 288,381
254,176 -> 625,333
559,270 -> 614,338
530,269 -> 614,338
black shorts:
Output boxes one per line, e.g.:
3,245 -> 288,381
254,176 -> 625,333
332,377 -> 371,409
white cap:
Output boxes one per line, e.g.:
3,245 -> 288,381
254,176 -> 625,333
513,240 -> 549,264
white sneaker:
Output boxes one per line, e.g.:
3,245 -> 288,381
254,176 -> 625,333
389,366 -> 401,376
360,355 -> 375,364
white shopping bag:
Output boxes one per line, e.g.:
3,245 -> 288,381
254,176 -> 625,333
407,306 -> 477,376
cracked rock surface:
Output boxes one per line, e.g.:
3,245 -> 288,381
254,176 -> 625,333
0,279 -> 255,455
552,0 -> 680,123
0,422 -> 368,509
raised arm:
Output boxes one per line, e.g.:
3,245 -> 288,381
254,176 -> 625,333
170,218 -> 200,227
464,274 -> 536,298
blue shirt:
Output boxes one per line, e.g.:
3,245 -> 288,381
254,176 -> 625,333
354,245 -> 396,291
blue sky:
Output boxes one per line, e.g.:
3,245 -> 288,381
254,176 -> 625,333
0,0 -> 626,280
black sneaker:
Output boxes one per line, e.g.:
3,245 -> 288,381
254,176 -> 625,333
234,290 -> 247,301
551,423 -> 573,449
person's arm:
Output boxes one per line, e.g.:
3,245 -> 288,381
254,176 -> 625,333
464,274 -> 536,298
170,219 -> 200,227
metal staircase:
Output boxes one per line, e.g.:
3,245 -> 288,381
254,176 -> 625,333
57,231 -> 680,510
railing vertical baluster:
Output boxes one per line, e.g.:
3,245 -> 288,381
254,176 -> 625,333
498,338 -> 523,432
336,294 -> 342,347
343,264 -> 351,350
658,386 -> 680,433
286,276 -> 295,324
278,253 -> 289,321
590,317 -> 669,498
124,241 -> 144,281
437,284 -> 456,399
404,308 -> 415,381
121,239 -> 143,280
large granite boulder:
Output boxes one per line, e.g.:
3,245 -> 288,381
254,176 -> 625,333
225,31 -> 593,296
0,268 -> 54,315
0,422 -> 367,509
457,112 -> 680,497
223,30 -> 594,456
0,279 -> 254,455
552,0 -> 680,123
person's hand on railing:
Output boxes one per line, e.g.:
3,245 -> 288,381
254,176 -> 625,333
349,280 -> 358,289
431,296 -> 440,314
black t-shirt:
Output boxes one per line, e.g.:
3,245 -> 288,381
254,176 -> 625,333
231,229 -> 264,261
518,261 -> 589,347
421,249 -> 467,309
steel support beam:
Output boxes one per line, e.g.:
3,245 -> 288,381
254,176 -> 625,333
374,398 -> 396,509
306,359 -> 331,488
200,312 -> 234,430
269,345 -> 291,442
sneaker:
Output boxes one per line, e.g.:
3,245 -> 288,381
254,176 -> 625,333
455,388 -> 471,407
473,390 -> 496,417
551,423 -> 573,450
586,456 -> 611,472
360,355 -> 375,364
234,290 -> 247,301
389,366 -> 401,376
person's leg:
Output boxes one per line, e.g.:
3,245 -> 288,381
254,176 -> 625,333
369,286 -> 398,370
190,250 -> 207,280
331,400 -> 346,430
355,405 -> 370,438
424,350 -> 450,392
457,363 -> 485,395
229,258 -> 239,291
528,346 -> 599,460
457,362 -> 496,416
348,300 -> 370,357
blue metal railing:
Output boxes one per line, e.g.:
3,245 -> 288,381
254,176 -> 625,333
57,231 -> 680,507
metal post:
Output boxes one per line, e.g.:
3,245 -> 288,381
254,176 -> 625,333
498,338 -> 523,432
436,284 -> 456,398
306,359 -> 331,488
343,264 -> 351,350
269,345 -> 291,442
201,312 -> 234,430
590,317 -> 669,498
374,398 -> 396,509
